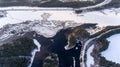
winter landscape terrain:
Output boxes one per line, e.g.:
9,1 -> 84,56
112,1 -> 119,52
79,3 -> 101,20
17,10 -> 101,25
0,0 -> 120,67
101,34 -> 120,64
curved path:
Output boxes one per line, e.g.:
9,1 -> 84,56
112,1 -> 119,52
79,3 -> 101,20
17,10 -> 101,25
81,27 -> 120,67
75,0 -> 112,10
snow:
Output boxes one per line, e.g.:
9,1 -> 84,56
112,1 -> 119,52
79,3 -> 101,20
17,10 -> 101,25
0,7 -> 82,38
77,8 -> 120,27
64,45 -> 76,50
0,20 -> 65,42
0,6 -> 120,29
0,11 -> 6,17
28,39 -> 41,67
86,45 -> 94,67
59,0 -> 94,2
101,34 -> 120,64
73,57 -> 76,67
0,6 -> 73,10
0,7 -> 74,28
75,47 -> 79,50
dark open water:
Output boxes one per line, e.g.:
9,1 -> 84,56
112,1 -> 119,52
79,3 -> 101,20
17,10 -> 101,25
26,23 -> 97,67
31,28 -> 82,67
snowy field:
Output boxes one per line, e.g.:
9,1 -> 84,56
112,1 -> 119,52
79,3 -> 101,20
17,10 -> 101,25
0,9 -> 74,28
101,34 -> 120,64
78,8 -> 120,26
86,45 -> 94,67
0,7 -> 120,28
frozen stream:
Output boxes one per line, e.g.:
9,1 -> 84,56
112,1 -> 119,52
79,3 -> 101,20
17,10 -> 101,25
28,39 -> 41,67
86,45 -> 94,67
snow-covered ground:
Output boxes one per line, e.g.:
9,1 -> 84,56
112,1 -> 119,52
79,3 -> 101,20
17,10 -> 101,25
0,8 -> 78,28
1,6 -> 120,29
101,34 -> 120,64
28,39 -> 41,67
86,45 -> 94,67
78,8 -> 120,27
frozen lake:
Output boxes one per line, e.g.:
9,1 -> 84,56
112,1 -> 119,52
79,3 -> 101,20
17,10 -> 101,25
101,34 -> 120,64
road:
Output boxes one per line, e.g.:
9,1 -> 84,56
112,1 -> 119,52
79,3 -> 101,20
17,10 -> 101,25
0,7 -> 73,11
75,0 -> 112,10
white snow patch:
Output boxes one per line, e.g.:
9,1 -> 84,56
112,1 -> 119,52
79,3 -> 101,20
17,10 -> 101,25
64,45 -> 76,50
86,45 -> 94,67
73,57 -> 76,67
101,34 -> 120,64
28,39 -> 41,67
75,47 -> 78,50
